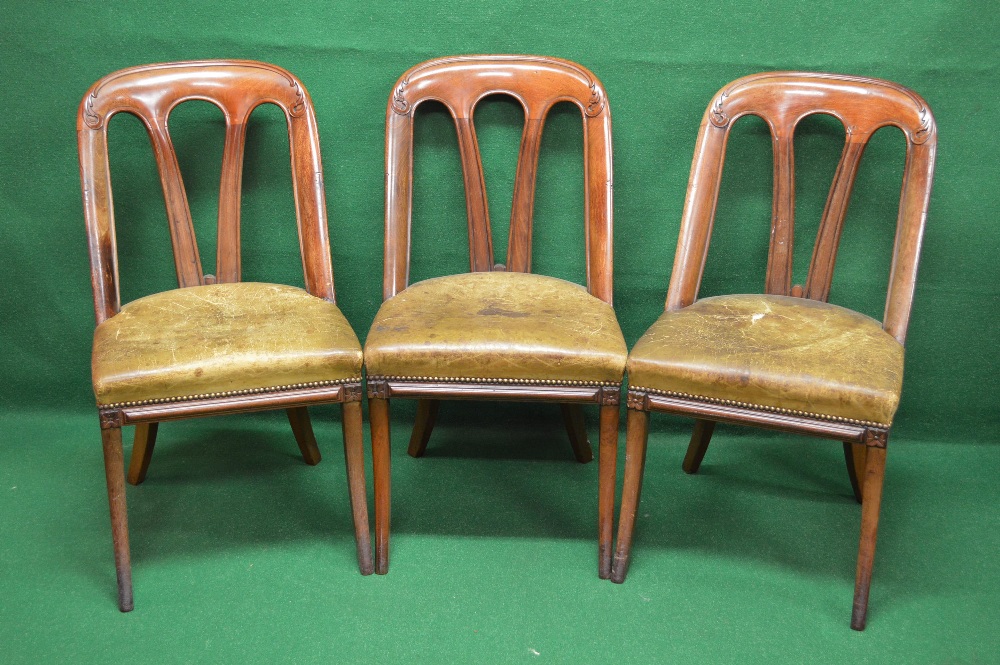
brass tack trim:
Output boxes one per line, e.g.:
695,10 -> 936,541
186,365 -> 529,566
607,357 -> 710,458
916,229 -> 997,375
370,375 -> 621,388
631,386 -> 891,428
99,377 -> 362,409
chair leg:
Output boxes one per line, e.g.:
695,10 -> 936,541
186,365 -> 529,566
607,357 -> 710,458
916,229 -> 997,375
127,422 -> 158,486
101,426 -> 134,612
561,404 -> 594,463
369,396 -> 391,575
341,401 -> 373,575
287,407 -> 322,465
611,408 -> 650,584
851,443 -> 887,631
407,399 -> 439,458
844,441 -> 867,504
597,404 -> 619,579
682,418 -> 715,474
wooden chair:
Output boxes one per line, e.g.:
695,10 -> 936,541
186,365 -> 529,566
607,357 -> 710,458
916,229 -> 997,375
610,72 -> 936,630
78,60 -> 374,611
364,55 -> 627,577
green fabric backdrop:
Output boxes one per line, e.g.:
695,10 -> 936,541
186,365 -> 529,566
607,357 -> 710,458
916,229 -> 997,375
2,2 -> 999,662
1,0 -> 996,442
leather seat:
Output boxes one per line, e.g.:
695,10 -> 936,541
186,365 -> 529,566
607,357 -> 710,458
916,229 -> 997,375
364,272 -> 628,384
627,294 -> 904,426
92,282 -> 363,406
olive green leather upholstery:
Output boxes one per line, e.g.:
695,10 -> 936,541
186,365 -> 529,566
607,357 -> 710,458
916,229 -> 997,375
364,272 -> 627,384
627,295 -> 904,426
92,282 -> 363,406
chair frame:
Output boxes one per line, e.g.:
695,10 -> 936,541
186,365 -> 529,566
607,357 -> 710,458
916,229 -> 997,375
610,72 -> 937,630
368,55 -> 621,577
78,60 -> 373,611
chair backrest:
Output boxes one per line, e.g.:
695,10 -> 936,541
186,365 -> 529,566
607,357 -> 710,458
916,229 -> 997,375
666,72 -> 937,344
383,55 -> 615,304
78,60 -> 334,325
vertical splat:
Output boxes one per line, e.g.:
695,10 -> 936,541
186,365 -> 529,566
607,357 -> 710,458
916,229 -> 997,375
507,118 -> 546,273
147,119 -> 204,288
766,131 -> 796,295
805,137 -> 868,301
216,120 -> 249,283
664,71 -> 936,339
383,56 -> 615,304
454,117 -> 494,272
79,61 -> 337,318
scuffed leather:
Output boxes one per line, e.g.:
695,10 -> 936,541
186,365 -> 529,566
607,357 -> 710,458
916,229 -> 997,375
92,282 -> 363,405
627,294 -> 904,425
364,272 -> 627,383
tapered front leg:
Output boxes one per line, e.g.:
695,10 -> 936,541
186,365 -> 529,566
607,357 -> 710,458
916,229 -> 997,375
851,442 -> 887,630
369,397 -> 391,575
611,408 -> 650,584
101,426 -> 133,611
341,401 -> 373,575
597,404 -> 619,579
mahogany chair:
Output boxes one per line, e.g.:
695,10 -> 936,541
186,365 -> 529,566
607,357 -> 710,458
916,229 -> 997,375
364,55 -> 627,577
78,60 -> 373,611
610,72 -> 936,630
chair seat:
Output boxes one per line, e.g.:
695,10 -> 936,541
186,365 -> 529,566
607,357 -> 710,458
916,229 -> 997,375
364,272 -> 627,385
92,282 -> 363,406
627,294 -> 904,426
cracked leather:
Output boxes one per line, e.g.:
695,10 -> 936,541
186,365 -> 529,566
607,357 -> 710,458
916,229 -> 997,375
627,294 -> 904,425
364,272 -> 627,383
92,282 -> 363,405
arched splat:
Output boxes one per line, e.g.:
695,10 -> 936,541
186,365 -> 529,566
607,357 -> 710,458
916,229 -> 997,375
666,71 -> 937,343
383,55 -> 614,304
78,60 -> 334,324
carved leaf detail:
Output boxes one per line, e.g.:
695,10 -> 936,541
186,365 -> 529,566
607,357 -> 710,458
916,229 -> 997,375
585,82 -> 604,117
709,90 -> 730,128
83,92 -> 102,129
912,107 -> 932,144
288,78 -> 305,117
392,78 -> 410,115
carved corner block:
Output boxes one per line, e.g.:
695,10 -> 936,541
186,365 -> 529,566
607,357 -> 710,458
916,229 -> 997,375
626,389 -> 649,411
862,428 -> 889,449
367,379 -> 389,400
99,408 -> 124,429
341,382 -> 363,403
598,385 -> 621,406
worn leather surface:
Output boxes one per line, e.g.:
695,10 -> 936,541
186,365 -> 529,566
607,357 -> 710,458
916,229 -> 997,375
364,272 -> 627,383
93,283 -> 363,405
627,295 -> 904,425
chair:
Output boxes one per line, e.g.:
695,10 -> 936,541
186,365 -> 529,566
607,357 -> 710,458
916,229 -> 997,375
364,55 -> 627,577
78,60 -> 374,612
610,72 -> 936,630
